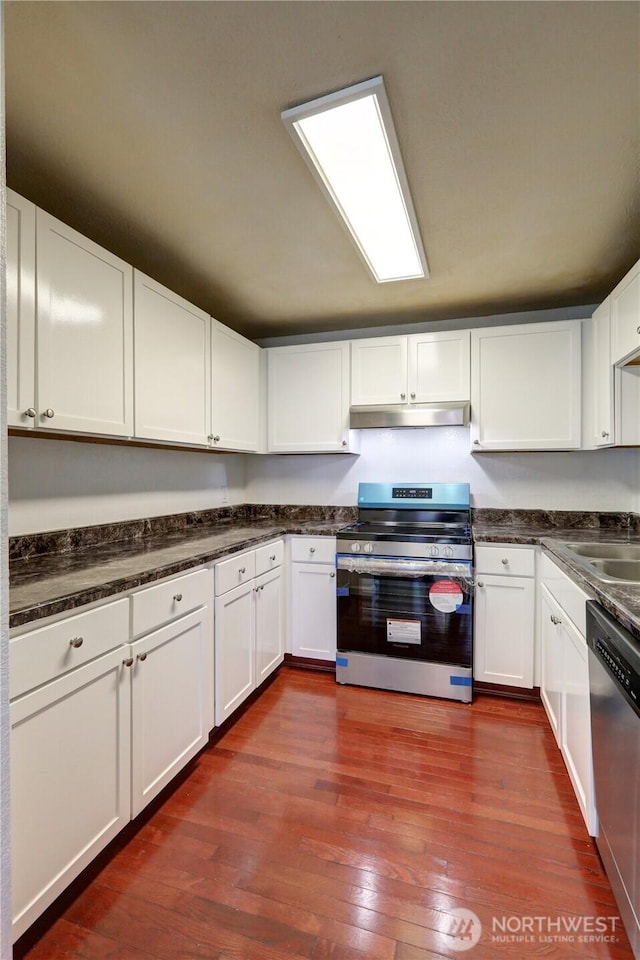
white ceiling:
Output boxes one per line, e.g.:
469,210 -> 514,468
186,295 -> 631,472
5,1 -> 640,339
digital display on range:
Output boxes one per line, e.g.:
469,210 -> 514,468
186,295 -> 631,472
392,487 -> 432,499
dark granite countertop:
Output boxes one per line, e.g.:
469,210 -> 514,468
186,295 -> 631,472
472,512 -> 640,642
10,509 -> 351,630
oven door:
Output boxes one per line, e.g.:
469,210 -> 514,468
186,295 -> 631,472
336,555 -> 473,667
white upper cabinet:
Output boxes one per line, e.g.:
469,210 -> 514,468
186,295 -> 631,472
6,189 -> 36,429
409,331 -> 470,403
267,341 -> 357,453
134,271 -> 211,445
582,301 -> 614,448
36,209 -> 134,436
210,320 -> 260,451
470,320 -> 582,451
351,336 -> 408,405
351,331 -> 470,406
611,257 -> 640,364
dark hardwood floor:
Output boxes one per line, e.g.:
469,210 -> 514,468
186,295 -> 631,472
15,667 -> 633,959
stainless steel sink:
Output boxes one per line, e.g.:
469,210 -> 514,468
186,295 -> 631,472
589,559 -> 640,581
562,542 -> 640,561
559,542 -> 640,583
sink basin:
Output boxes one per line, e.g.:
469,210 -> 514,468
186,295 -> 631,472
589,559 -> 640,582
558,542 -> 640,583
562,542 -> 640,561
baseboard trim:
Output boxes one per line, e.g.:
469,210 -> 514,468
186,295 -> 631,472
284,653 -> 336,673
474,680 -> 541,702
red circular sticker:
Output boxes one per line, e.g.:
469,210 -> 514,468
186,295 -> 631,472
429,580 -> 463,613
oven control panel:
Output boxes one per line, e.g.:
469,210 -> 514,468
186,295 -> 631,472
392,487 -> 432,499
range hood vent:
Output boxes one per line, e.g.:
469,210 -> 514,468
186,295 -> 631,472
349,402 -> 470,429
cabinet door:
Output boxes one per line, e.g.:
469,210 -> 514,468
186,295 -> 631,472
470,321 -> 581,450
36,209 -> 134,436
592,302 -> 614,446
11,647 -> 131,940
350,336 -> 408,405
409,331 -> 470,403
255,567 -> 284,683
211,320 -> 261,451
134,271 -> 210,445
7,190 -> 36,428
562,616 -> 597,835
267,342 -> 352,452
474,574 -> 535,688
215,580 -> 256,724
290,562 -> 337,661
611,258 -> 640,364
130,608 -> 210,817
540,585 -> 563,746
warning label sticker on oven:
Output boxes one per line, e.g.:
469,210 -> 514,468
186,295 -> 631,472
429,580 -> 464,613
387,619 -> 421,644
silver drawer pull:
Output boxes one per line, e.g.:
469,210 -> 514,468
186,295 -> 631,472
69,636 -> 84,649
477,581 -> 485,588
550,614 -> 562,625
309,547 -> 316,554
501,558 -> 509,565
270,554 -> 277,561
239,567 -> 246,575
173,593 -> 183,602
137,652 -> 147,662
123,657 -> 134,668
330,572 -> 336,579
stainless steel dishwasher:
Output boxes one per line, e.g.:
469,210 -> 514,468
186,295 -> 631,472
587,601 -> 640,959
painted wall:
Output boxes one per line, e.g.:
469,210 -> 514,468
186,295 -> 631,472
8,437 -> 247,535
245,428 -> 640,512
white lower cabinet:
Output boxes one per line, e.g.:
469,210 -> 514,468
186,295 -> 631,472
214,542 -> 284,725
10,600 -> 131,941
473,544 -> 536,688
130,607 -> 211,818
10,568 -> 213,941
290,537 -> 337,661
539,556 -> 597,836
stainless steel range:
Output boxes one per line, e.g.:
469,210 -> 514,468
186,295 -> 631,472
335,482 -> 474,703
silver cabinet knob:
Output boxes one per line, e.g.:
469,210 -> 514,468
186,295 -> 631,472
550,614 -> 562,625
329,572 -> 336,578
601,431 -> 610,438
69,636 -> 83,649
400,392 -> 406,400
207,434 -> 214,442
501,558 -> 509,565
637,325 -> 640,335
477,581 -> 485,588
137,652 -> 147,662
410,392 -> 416,399
122,657 -> 134,668
173,593 -> 183,602
213,435 -> 220,442
309,547 -> 315,554
43,408 -> 55,419
270,554 -> 276,561
239,567 -> 246,574
260,584 -> 265,591
24,407 -> 37,419
341,439 -> 347,446
473,439 -> 480,445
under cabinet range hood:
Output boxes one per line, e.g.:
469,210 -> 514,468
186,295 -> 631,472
349,402 -> 470,429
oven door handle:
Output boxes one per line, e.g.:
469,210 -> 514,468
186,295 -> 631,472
336,555 -> 473,578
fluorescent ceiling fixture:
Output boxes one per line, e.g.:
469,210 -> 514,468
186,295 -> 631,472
282,76 -> 428,283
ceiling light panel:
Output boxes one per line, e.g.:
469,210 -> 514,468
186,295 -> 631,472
282,76 -> 428,283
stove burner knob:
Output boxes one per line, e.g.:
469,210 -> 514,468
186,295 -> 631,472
364,542 -> 374,554
429,545 -> 439,558
351,542 -> 361,553
444,546 -> 454,558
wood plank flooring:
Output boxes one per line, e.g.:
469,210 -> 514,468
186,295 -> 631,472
15,667 -> 634,959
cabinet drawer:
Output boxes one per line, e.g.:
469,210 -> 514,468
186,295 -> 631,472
540,553 -> 589,636
291,537 -> 336,564
255,540 -> 284,577
132,568 -> 208,638
10,598 -> 129,700
215,550 -> 256,596
474,544 -> 535,577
